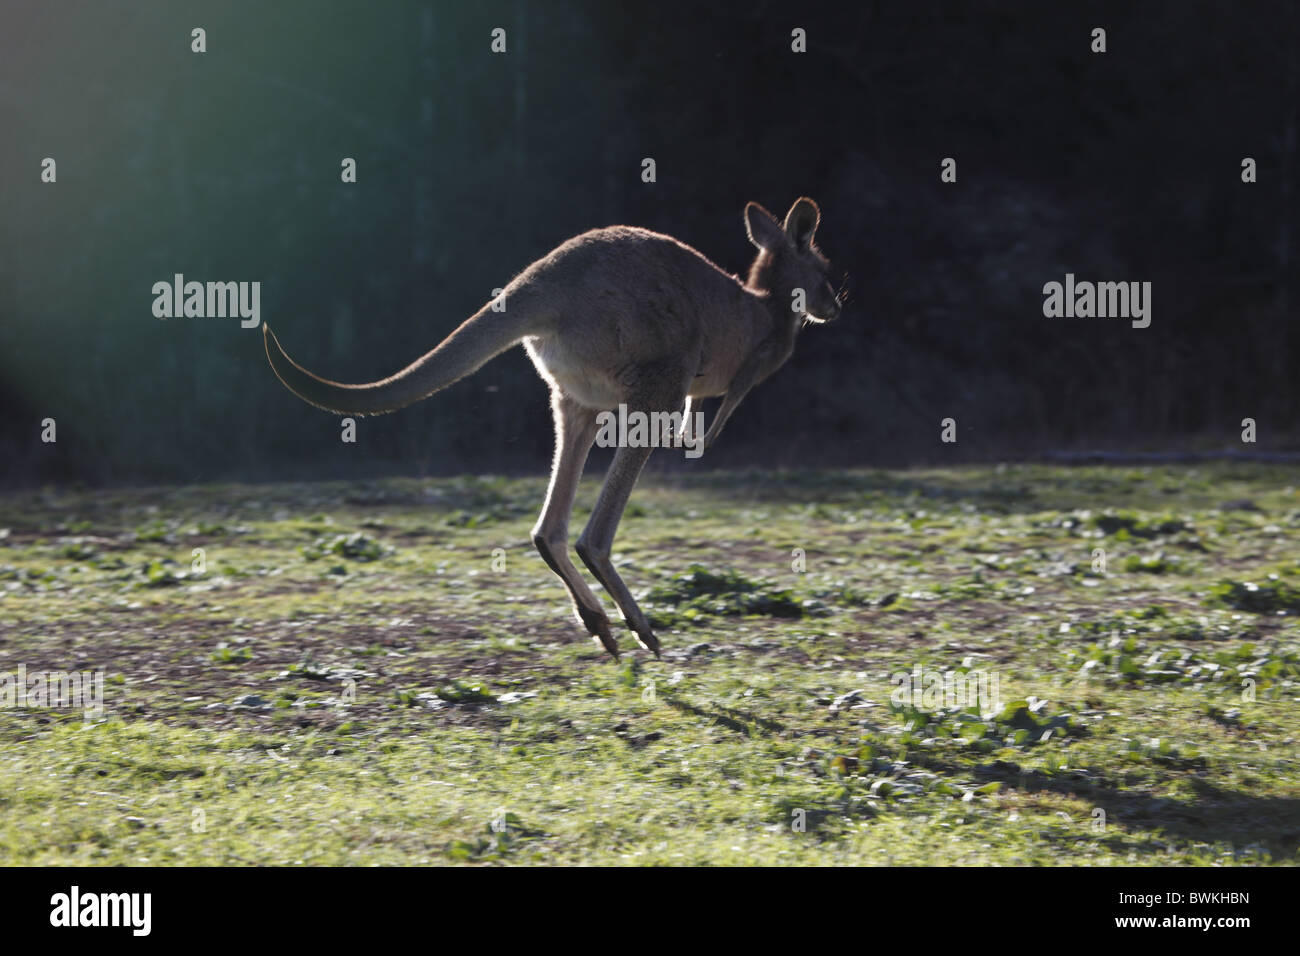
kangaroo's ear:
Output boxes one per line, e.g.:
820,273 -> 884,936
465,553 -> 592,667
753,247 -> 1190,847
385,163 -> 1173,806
784,198 -> 820,249
744,202 -> 786,251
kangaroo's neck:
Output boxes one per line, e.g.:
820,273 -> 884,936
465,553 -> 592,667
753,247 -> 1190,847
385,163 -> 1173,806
742,249 -> 804,374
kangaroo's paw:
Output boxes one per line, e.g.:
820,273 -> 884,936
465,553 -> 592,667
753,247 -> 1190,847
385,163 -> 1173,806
592,628 -> 621,661
633,627 -> 662,660
576,605 -> 620,661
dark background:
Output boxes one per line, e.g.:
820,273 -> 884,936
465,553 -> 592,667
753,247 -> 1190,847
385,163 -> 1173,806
1,0 -> 1296,486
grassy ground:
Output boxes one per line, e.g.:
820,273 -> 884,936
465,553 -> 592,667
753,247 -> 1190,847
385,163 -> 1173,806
0,463 -> 1297,865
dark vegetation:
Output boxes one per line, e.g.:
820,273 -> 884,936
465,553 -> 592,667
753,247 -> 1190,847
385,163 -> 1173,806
1,1 -> 1297,486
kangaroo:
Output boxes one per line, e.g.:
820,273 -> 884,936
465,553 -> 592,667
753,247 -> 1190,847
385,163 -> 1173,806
264,198 -> 843,660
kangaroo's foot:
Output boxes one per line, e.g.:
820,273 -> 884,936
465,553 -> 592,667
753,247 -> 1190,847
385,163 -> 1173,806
635,626 -> 662,660
575,603 -> 621,661
576,537 -> 662,660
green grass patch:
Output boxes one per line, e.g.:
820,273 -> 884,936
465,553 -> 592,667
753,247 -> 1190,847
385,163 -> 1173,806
1,464 -> 1297,864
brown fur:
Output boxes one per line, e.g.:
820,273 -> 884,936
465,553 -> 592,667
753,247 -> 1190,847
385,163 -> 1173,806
264,198 -> 841,658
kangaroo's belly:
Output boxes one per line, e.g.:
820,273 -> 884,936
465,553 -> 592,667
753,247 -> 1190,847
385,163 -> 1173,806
523,335 -> 625,410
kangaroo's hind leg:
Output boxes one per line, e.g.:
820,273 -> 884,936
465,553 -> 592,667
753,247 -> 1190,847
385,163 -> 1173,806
532,390 -> 621,658
575,374 -> 689,659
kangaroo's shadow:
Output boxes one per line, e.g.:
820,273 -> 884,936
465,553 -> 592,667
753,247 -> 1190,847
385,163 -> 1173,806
916,754 -> 1300,860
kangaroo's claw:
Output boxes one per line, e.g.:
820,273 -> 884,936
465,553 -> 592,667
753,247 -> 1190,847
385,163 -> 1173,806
592,622 -> 621,661
634,629 -> 662,660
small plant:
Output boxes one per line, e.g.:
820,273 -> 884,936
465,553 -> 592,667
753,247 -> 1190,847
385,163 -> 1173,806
888,695 -> 1079,750
58,540 -> 99,561
301,532 -> 389,562
435,680 -> 497,704
134,520 -> 173,543
135,559 -> 184,588
1091,511 -> 1188,539
645,563 -> 814,626
1123,551 -> 1187,574
1206,574 -> 1300,614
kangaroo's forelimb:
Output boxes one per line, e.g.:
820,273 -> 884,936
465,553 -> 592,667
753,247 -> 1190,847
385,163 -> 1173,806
703,355 -> 763,452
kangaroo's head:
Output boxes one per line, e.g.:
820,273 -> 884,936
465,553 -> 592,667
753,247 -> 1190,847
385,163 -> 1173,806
744,197 -> 843,323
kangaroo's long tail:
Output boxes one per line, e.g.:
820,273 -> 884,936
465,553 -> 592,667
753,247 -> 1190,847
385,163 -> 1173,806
264,300 -> 536,416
